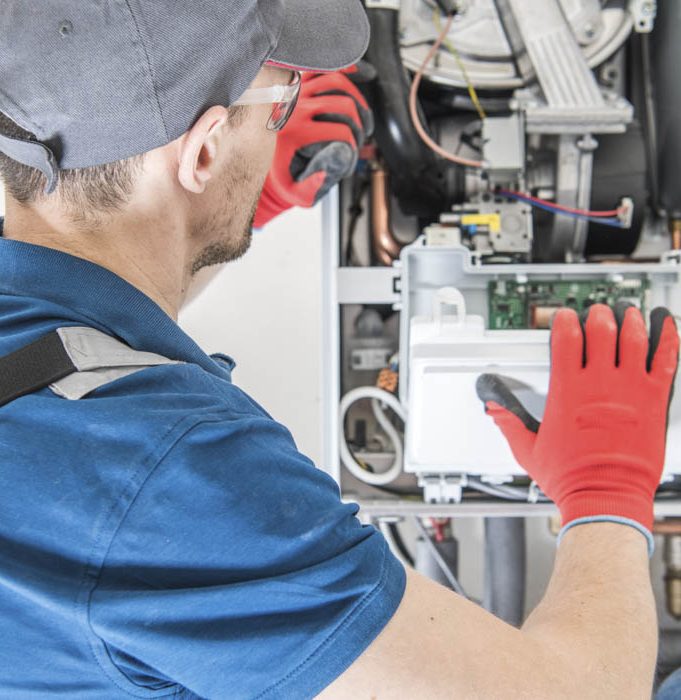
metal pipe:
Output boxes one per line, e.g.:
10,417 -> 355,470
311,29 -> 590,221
655,519 -> 681,535
670,219 -> 681,252
371,166 -> 403,266
484,517 -> 526,627
640,33 -> 660,213
665,535 -> 681,621
571,134 -> 598,261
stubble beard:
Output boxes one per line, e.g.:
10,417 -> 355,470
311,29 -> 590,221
190,162 -> 265,276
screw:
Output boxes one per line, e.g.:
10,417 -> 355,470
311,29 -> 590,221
58,20 -> 73,37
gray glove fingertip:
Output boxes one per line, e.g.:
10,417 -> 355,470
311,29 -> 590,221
291,142 -> 358,203
648,307 -> 678,371
476,373 -> 540,433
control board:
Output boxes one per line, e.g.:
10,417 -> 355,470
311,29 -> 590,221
488,278 -> 649,329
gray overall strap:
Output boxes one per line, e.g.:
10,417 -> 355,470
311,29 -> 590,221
49,327 -> 182,400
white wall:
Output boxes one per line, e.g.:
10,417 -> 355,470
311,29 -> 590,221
180,205 -> 324,465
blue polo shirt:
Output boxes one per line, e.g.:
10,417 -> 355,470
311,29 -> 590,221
0,227 -> 405,698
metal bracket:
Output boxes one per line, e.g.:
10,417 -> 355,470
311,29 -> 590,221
365,0 -> 400,9
496,0 -> 633,133
547,134 -> 599,261
629,0 -> 657,33
337,266 -> 402,305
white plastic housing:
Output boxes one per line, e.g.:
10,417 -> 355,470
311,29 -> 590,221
405,287 -> 681,480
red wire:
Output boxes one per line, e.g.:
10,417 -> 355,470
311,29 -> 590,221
499,189 -> 620,218
431,518 -> 448,543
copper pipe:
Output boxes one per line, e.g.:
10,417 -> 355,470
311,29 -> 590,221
665,535 -> 681,620
671,218 -> 681,251
655,519 -> 681,535
371,167 -> 403,266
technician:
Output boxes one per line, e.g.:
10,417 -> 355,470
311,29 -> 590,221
0,1 -> 677,698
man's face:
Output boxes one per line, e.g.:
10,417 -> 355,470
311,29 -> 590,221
189,66 -> 293,274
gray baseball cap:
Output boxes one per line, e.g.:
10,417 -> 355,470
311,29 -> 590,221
0,1 -> 370,194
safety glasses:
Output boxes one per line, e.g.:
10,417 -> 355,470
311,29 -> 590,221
233,71 -> 302,132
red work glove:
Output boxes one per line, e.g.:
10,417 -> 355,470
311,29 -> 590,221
476,303 -> 679,552
254,70 -> 374,228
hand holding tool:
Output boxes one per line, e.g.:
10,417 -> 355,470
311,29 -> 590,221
254,70 -> 373,227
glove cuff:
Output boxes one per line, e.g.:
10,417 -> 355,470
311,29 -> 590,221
558,516 -> 655,557
559,488 -> 655,534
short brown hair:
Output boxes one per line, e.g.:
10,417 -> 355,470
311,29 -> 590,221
0,111 -> 144,223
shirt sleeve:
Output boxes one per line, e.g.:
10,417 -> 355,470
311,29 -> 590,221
89,411 -> 406,699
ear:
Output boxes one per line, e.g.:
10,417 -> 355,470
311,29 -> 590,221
177,106 -> 230,194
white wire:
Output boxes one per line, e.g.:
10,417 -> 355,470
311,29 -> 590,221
467,478 -> 550,502
339,386 -> 407,486
371,397 -> 403,464
467,479 -> 527,501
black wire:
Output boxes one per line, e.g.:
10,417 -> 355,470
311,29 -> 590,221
387,523 -> 416,567
365,482 -> 423,498
432,0 -> 459,16
640,33 -> 660,213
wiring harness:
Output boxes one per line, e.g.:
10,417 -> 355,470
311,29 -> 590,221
497,189 -> 633,229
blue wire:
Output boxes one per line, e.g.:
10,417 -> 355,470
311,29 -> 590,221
501,192 -> 624,229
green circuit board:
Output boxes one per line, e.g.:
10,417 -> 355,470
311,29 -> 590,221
488,278 -> 649,329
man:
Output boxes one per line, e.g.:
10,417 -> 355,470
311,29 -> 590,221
0,1 -> 678,698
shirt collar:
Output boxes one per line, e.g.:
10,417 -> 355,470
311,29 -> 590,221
0,218 -> 230,380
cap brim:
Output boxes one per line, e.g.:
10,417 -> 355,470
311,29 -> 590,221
269,0 -> 370,72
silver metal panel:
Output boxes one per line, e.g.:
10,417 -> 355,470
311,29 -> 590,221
321,187 -> 342,481
356,499 -> 557,518
365,0 -> 400,8
353,499 -> 681,519
337,266 -> 401,305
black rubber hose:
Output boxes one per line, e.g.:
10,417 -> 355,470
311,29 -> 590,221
483,517 -> 526,627
363,7 -> 463,216
653,1 -> 681,218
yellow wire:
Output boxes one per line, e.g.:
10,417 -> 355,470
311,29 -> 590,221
433,10 -> 487,121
